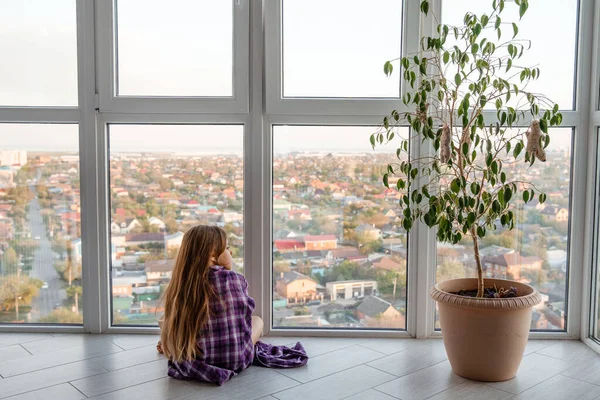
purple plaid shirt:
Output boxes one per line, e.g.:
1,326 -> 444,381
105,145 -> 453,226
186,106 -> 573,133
167,266 -> 308,385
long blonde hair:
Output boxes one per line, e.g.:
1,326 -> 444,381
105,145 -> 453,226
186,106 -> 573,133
159,225 -> 227,362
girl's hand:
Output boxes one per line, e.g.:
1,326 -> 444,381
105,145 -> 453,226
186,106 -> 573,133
217,247 -> 233,270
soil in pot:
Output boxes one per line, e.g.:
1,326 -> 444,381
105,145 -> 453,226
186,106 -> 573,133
452,286 -> 519,298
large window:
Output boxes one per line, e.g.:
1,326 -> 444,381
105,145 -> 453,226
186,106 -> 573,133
0,124 -> 82,324
0,0 -> 594,339
108,125 -> 243,325
272,126 -> 408,330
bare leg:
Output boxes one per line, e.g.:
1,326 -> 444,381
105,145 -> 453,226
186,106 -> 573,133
251,316 -> 264,345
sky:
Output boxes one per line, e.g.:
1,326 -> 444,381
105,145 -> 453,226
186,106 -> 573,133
0,0 -> 578,152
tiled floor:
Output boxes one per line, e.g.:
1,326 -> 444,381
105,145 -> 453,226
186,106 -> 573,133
0,334 -> 599,400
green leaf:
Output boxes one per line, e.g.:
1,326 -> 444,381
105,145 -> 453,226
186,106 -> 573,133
481,14 -> 489,27
539,119 -> 548,133
504,187 -> 512,202
539,193 -> 547,204
497,27 -> 501,40
519,1 -> 528,19
443,51 -> 450,64
383,174 -> 389,187
512,22 -> 519,38
383,61 -> 393,77
491,160 -> 499,174
370,134 -> 376,148
495,16 -> 501,29
467,212 -> 476,225
523,190 -> 530,203
455,73 -> 462,86
420,0 -> 429,15
477,226 -> 485,238
450,179 -> 461,193
506,58 -> 512,72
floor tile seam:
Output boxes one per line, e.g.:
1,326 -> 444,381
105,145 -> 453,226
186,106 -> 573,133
0,336 -> 52,349
267,364 -> 394,398
482,371 -> 562,395
558,372 -> 600,388
85,347 -> 163,372
0,382 -> 79,400
270,368 -> 305,385
69,359 -> 167,384
419,379 -> 470,400
82,376 -> 180,400
0,368 -> 109,400
68,381 -> 88,399
366,357 -> 448,378
69,369 -> 169,398
303,342 -> 365,358
354,343 -> 401,357
0,347 -> 124,378
18,344 -> 33,356
22,338 -> 123,356
275,361 -> 377,385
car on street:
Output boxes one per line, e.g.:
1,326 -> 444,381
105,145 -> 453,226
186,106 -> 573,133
42,282 -> 49,289
34,236 -> 41,240
306,300 -> 321,306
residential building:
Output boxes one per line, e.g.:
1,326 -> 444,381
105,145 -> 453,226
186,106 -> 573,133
304,235 -> 338,251
326,280 -> 378,300
275,271 -> 318,304
482,252 -> 543,282
355,224 -> 383,241
145,259 -> 175,283
356,295 -> 405,328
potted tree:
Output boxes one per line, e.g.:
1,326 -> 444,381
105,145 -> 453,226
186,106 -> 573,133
372,0 -> 562,381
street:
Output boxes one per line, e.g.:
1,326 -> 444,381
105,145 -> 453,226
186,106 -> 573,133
27,188 -> 66,322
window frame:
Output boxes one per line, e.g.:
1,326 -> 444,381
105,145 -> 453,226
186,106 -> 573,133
264,0 -> 420,116
0,0 -> 596,342
95,0 -> 250,114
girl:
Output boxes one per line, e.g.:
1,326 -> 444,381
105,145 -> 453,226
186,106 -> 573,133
158,225 -> 307,386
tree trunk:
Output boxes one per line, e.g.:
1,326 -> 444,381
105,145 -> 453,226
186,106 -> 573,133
471,228 -> 485,297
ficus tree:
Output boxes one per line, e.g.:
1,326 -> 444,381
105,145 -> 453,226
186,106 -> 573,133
371,0 -> 562,297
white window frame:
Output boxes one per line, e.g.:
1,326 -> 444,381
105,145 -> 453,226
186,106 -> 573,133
0,0 -> 598,342
581,0 -> 600,352
95,0 -> 249,114
264,0 -> 420,117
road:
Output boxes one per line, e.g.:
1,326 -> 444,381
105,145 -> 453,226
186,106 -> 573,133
27,189 -> 66,322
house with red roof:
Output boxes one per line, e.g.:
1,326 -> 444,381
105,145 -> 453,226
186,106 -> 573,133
274,239 -> 306,253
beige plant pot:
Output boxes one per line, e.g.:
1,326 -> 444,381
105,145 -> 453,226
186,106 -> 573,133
430,278 -> 542,382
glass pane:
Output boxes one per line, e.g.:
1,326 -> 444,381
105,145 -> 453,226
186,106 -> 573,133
109,125 -> 243,325
0,0 -> 77,106
435,128 -> 572,331
442,0 -> 578,109
116,0 -> 233,97
272,125 -> 408,330
282,0 -> 402,98
0,124 -> 82,324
